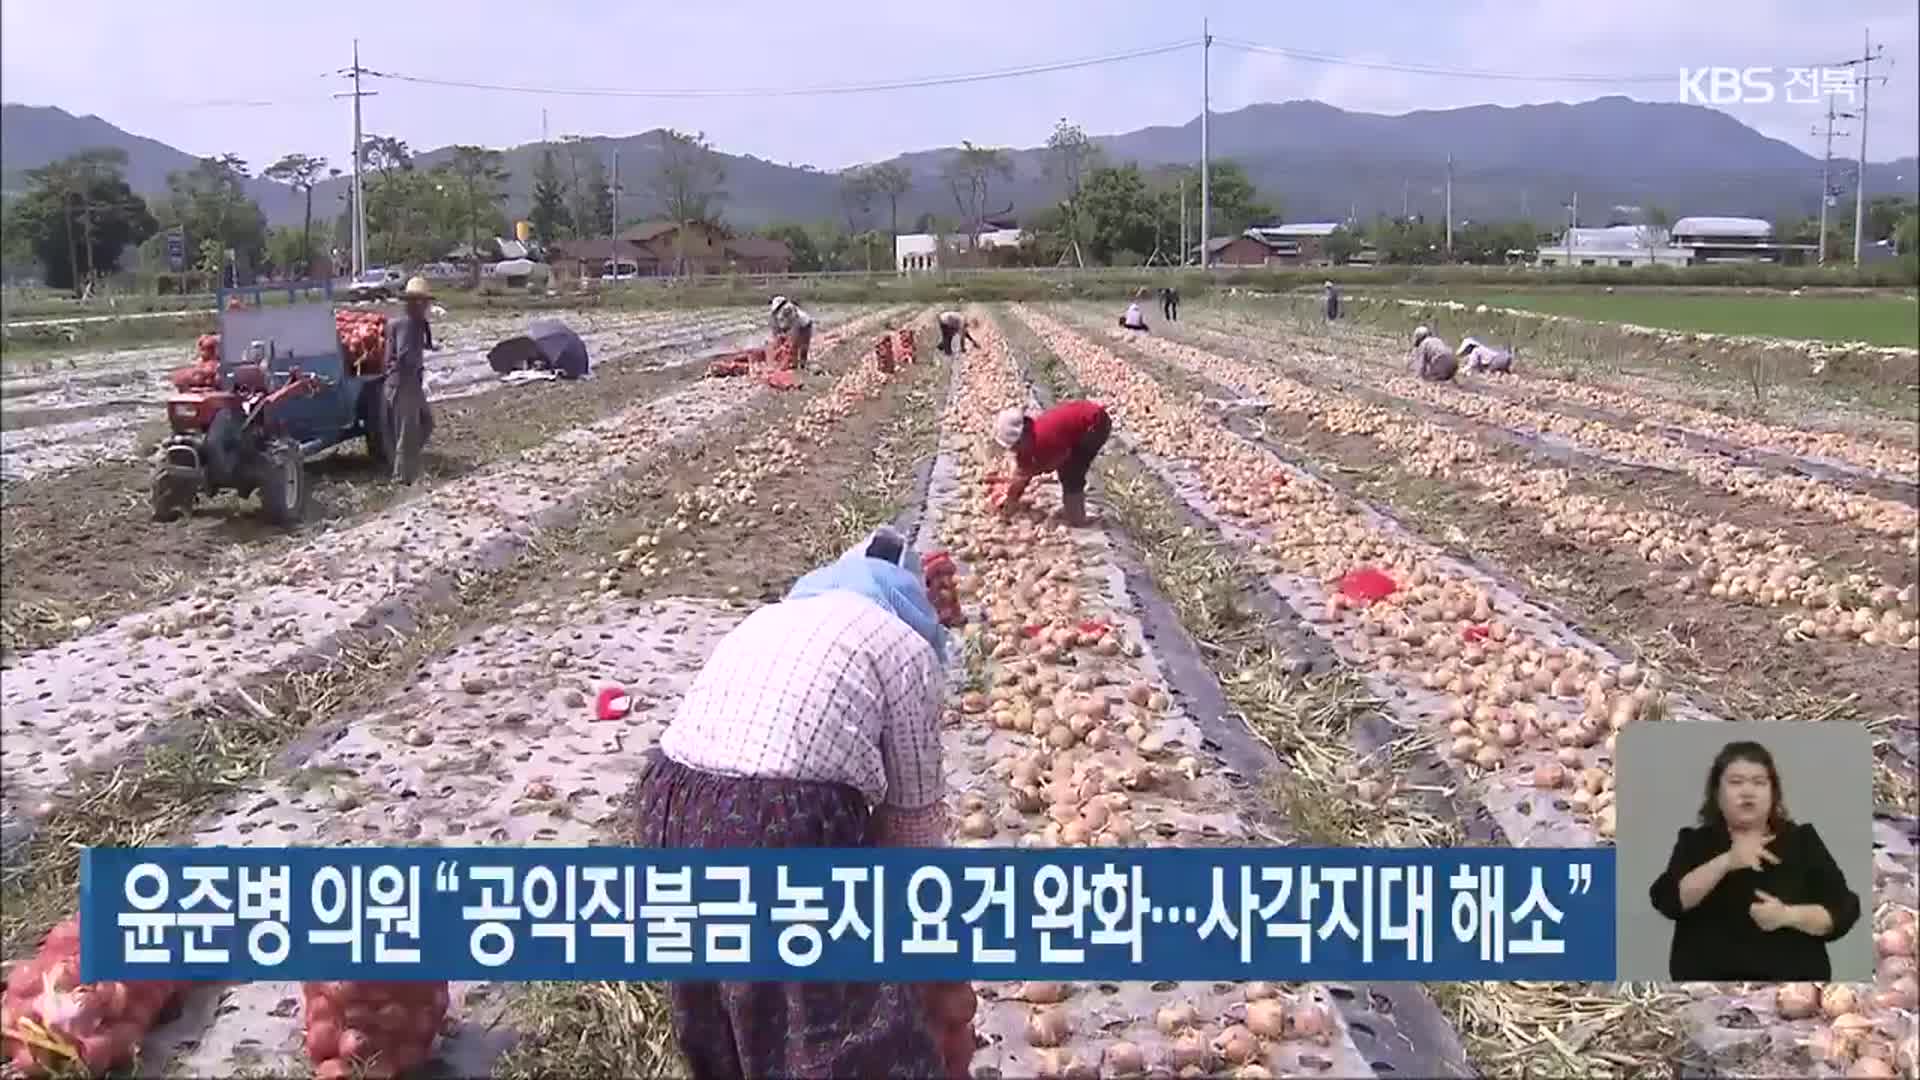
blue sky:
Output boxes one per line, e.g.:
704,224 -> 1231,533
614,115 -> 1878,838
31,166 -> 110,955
3,0 -> 1915,173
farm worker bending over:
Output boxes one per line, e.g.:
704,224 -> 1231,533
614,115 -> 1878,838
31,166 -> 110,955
992,399 -> 1113,527
1458,336 -> 1513,374
769,295 -> 814,370
937,310 -> 978,355
1410,325 -> 1458,382
382,276 -> 436,485
641,526 -> 977,1080
1119,301 -> 1149,331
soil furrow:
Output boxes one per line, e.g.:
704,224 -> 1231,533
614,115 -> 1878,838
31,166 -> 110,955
0,309 -> 856,656
0,310 -> 904,844
1008,303 -> 1920,1080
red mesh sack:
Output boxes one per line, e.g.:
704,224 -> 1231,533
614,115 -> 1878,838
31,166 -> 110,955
0,916 -> 187,1077
921,552 -> 964,627
1337,567 -> 1400,604
896,328 -> 915,362
302,980 -> 448,1080
170,361 -> 218,392
875,336 -> 896,374
771,336 -> 796,371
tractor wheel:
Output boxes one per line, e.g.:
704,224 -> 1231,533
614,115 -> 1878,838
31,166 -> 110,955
360,385 -> 392,467
150,465 -> 200,522
258,438 -> 311,526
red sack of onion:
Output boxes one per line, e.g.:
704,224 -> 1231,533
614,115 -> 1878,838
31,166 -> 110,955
302,980 -> 448,1080
0,916 -> 187,1078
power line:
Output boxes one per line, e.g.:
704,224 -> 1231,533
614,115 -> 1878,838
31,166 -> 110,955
1215,36 -> 1853,85
362,40 -> 1195,99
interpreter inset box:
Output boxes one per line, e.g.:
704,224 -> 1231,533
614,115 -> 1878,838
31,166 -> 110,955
1615,721 -> 1873,983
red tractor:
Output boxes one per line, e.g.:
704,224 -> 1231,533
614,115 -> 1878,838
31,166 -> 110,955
153,283 -> 391,526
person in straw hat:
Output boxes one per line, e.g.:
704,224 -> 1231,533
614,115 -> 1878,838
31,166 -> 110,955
382,276 -> 437,483
990,399 -> 1112,527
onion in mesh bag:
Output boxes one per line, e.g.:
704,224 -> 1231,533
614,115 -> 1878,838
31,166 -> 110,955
303,980 -> 448,1079
1,916 -> 186,1078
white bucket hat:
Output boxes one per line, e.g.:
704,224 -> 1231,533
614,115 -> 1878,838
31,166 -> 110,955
1413,325 -> 1430,344
769,295 -> 788,313
992,407 -> 1027,450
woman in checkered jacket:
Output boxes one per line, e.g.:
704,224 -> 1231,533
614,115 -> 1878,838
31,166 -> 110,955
637,527 -> 975,1079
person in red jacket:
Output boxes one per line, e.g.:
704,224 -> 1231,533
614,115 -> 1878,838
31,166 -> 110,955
990,400 -> 1112,526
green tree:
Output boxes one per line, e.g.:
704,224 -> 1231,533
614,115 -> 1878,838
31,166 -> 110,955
263,152 -> 328,277
760,223 -> 823,272
442,146 -> 510,284
865,162 -> 912,254
580,156 -> 613,237
1895,211 -> 1919,256
650,129 -> 727,228
1079,164 -> 1158,265
1369,216 -> 1445,264
1044,120 -> 1101,265
838,168 -> 875,234
529,147 -> 572,243
265,225 -> 310,278
1164,161 -> 1273,237
165,154 -> 266,278
941,142 -> 1014,259
1866,195 -> 1916,245
7,149 -> 157,291
1322,227 -> 1363,265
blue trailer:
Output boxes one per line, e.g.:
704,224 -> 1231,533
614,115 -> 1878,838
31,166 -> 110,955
152,281 -> 392,525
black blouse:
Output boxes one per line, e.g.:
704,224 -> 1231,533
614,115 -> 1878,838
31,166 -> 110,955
1648,821 -> 1862,981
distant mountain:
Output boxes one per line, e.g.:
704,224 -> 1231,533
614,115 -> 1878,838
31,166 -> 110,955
0,104 -> 303,221
5,98 -> 1915,237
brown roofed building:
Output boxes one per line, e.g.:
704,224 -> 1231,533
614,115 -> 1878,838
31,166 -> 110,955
552,221 -> 790,276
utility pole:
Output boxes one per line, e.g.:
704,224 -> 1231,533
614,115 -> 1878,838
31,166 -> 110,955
1565,192 -> 1578,265
334,40 -> 377,277
1179,174 -> 1188,266
1445,155 -> 1454,260
612,149 -> 620,241
1199,18 -> 1212,268
1840,30 -> 1885,265
1814,99 -> 1855,265
1401,179 -> 1410,221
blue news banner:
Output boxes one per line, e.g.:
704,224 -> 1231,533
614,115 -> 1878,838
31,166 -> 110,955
80,847 -> 1616,984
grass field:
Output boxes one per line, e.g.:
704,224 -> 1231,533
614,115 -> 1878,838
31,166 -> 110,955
1470,289 -> 1920,347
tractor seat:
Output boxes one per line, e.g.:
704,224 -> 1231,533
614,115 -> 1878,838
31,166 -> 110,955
231,364 -> 269,393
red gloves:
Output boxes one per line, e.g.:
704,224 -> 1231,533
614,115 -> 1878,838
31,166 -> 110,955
922,552 -> 964,628
919,982 -> 978,1078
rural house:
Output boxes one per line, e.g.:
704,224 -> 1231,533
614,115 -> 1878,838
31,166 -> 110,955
1535,216 -> 1812,268
896,214 -> 1027,273
1190,224 -> 1348,267
552,222 -> 791,277
1244,223 -> 1343,264
1194,234 -> 1274,267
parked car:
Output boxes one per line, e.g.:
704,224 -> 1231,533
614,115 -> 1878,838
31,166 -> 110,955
346,267 -> 404,301
601,259 -> 641,282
